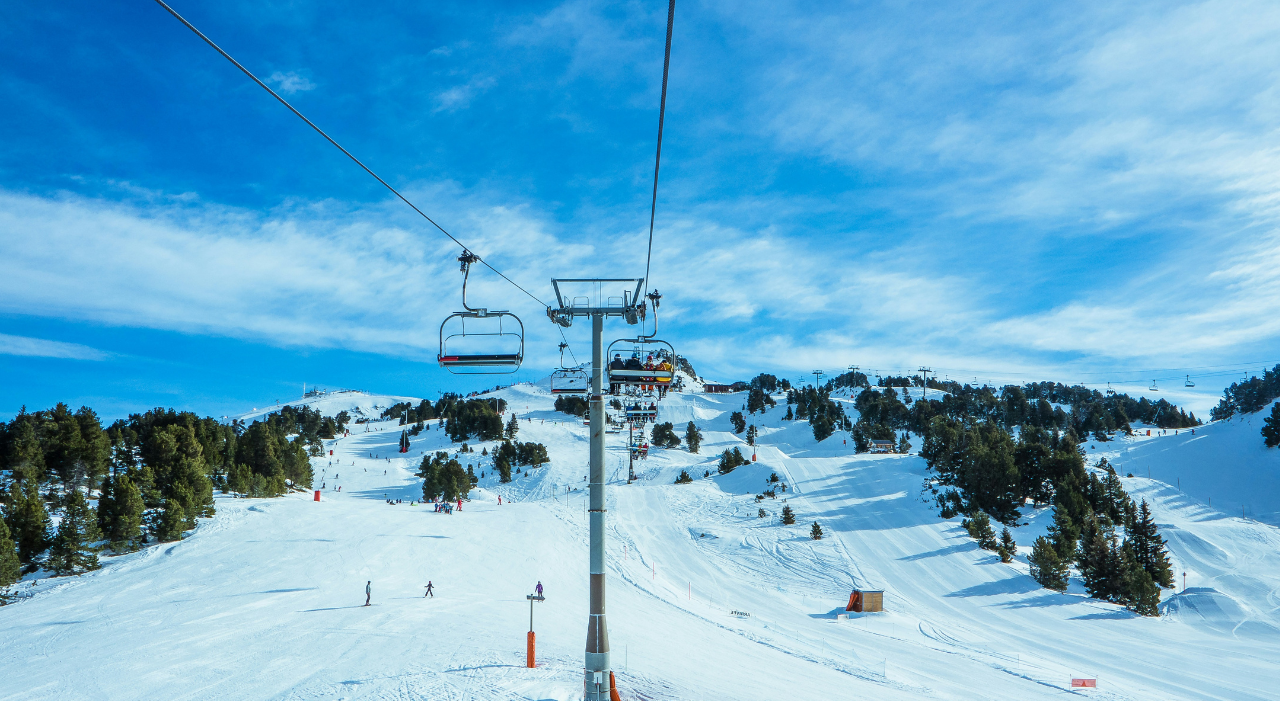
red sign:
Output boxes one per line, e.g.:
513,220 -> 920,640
1071,679 -> 1097,688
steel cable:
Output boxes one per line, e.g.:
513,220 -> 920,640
152,0 -> 549,308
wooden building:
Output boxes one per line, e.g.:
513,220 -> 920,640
846,589 -> 883,613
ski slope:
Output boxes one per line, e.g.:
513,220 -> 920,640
3,383 -> 1279,700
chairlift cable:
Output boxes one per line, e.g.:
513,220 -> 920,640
642,0 -> 676,302
152,0 -> 548,308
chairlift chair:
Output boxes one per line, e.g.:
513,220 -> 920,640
607,339 -> 676,387
1185,375 -> 1196,388
1149,380 -> 1159,392
438,251 -> 524,374
606,291 -> 676,390
550,342 -> 589,394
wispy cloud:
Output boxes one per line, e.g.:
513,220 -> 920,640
433,76 -> 496,113
0,333 -> 106,360
267,71 -> 315,95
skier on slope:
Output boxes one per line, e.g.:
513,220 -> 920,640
424,581 -> 434,598
365,581 -> 371,606
536,581 -> 544,597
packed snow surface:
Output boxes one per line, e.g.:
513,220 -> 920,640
3,384 -> 1280,700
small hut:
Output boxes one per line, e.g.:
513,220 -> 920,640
846,589 -> 883,613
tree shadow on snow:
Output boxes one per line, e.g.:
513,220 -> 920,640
1070,609 -> 1136,620
897,543 -> 973,561
945,577 -> 1042,598
999,592 -> 1078,609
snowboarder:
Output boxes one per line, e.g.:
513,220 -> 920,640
536,581 -> 544,597
365,581 -> 371,606
424,581 -> 434,598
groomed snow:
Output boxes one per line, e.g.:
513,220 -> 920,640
3,381 -> 1279,700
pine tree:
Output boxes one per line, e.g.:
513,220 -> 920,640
1263,402 -> 1280,448
1028,536 -> 1068,591
5,412 -> 47,483
1129,499 -> 1174,587
99,474 -> 143,550
1121,542 -> 1161,616
155,499 -> 187,542
674,469 -> 693,484
810,522 -> 823,540
685,422 -> 702,454
1046,507 -> 1079,562
47,491 -> 100,576
6,478 -> 50,565
897,432 -> 912,454
0,518 -> 21,586
730,412 -> 746,434
962,511 -> 998,550
997,527 -> 1016,563
781,505 -> 796,525
746,425 -> 757,446
506,413 -> 519,440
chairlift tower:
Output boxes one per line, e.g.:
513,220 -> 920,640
813,370 -> 825,388
918,367 -> 932,399
547,278 -> 645,701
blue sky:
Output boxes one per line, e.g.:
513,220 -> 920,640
3,0 -> 1280,420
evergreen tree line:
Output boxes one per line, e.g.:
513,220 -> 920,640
553,395 -> 589,418
785,387 -> 852,441
717,447 -> 749,474
1208,364 -> 1280,420
225,409 -> 323,498
491,439 -> 550,482
382,395 -> 509,443
418,452 -> 472,502
651,422 -> 681,449
1,404 -> 244,582
443,398 -> 508,443
817,380 -> 1199,458
1028,496 -> 1171,616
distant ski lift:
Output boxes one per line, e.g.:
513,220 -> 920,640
1149,380 -> 1159,392
438,251 -> 524,374
551,342 -> 589,394
624,403 -> 657,422
1105,382 -> 1116,396
1185,375 -> 1196,388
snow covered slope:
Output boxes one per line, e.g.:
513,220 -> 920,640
3,383 -> 1279,700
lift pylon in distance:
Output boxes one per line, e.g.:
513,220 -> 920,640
546,278 -> 646,701
438,251 -> 525,374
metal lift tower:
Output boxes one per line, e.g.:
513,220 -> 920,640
548,279 -> 645,701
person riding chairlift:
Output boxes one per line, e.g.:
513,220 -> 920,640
610,353 -> 626,394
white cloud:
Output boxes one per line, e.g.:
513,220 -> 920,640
0,333 -> 106,361
433,77 -> 496,113
267,71 -> 316,95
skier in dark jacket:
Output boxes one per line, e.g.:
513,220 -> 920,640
424,581 -> 434,598
365,581 -> 371,606
535,581 -> 544,597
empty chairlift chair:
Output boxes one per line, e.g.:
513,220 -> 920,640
438,251 -> 524,374
550,342 -> 589,394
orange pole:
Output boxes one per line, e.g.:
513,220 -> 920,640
527,630 -> 536,668
609,671 -> 622,701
